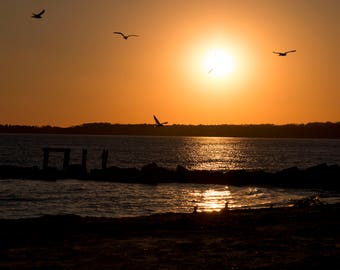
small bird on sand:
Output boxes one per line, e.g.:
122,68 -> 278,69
153,115 -> 168,127
32,9 -> 45,19
273,50 -> 296,56
113,32 -> 139,40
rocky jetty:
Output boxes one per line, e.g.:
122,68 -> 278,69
0,162 -> 340,190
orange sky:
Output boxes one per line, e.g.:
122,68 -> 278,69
1,0 -> 339,126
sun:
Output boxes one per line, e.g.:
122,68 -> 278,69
204,49 -> 234,78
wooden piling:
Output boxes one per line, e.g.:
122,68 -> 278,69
42,147 -> 71,170
82,149 -> 87,171
101,149 -> 109,169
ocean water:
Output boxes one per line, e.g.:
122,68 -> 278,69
1,134 -> 340,171
1,134 -> 340,219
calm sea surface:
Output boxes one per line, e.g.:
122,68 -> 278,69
1,134 -> 340,219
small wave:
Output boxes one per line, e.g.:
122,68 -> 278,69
0,197 -> 50,202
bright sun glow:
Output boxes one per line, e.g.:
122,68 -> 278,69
204,49 -> 234,78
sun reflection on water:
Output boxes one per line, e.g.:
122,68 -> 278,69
180,136 -> 252,171
190,187 -> 232,212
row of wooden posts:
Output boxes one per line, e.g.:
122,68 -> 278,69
42,147 -> 109,170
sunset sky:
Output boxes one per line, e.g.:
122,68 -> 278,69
1,0 -> 339,126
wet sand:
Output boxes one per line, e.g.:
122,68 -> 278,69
1,204 -> 339,269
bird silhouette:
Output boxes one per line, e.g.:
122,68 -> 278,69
113,32 -> 139,40
153,115 -> 168,127
273,50 -> 296,56
32,9 -> 45,19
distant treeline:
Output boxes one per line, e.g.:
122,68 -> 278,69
1,122 -> 340,138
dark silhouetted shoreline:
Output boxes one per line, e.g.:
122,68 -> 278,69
1,122 -> 340,138
1,204 -> 339,269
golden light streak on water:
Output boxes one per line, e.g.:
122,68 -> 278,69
190,187 -> 232,212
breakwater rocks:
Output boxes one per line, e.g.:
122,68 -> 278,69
0,163 -> 340,190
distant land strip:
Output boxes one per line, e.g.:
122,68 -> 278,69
1,122 -> 340,138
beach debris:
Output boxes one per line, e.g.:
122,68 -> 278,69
292,195 -> 323,208
220,201 -> 229,215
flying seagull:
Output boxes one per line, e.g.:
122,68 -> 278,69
153,115 -> 168,127
32,9 -> 45,19
113,32 -> 139,40
273,50 -> 296,56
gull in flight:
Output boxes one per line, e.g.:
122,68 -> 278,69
32,9 -> 45,19
113,32 -> 139,40
273,50 -> 296,56
153,115 -> 168,127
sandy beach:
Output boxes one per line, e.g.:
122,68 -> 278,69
1,203 -> 339,269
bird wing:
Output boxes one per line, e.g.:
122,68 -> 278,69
113,32 -> 125,37
285,50 -> 296,54
127,34 -> 139,38
38,9 -> 45,16
153,115 -> 161,125
161,122 -> 168,125
272,51 -> 281,54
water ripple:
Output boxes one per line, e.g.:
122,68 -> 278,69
1,180 -> 339,219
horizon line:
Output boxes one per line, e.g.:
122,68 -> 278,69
1,121 -> 340,128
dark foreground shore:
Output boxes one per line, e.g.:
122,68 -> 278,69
1,204 -> 339,269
